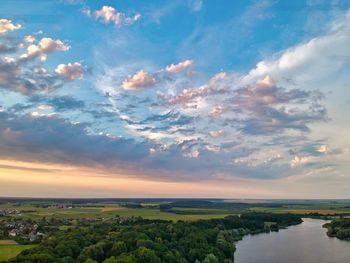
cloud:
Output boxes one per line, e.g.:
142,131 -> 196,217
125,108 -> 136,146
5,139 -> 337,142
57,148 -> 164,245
24,35 -> 36,44
208,106 -> 224,118
0,56 -> 61,94
84,5 -> 141,26
243,10 -> 350,85
0,20 -> 82,95
290,155 -> 318,168
227,75 -> 328,135
189,0 -> 203,12
209,130 -> 224,138
165,59 -> 193,73
0,19 -> 21,34
20,37 -> 70,62
318,145 -> 331,154
0,111 -> 151,168
55,62 -> 84,80
122,70 -> 157,90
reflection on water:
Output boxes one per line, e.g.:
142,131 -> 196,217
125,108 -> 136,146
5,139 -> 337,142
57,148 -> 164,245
235,218 -> 350,263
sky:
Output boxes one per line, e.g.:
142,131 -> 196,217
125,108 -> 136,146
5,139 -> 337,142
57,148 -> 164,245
0,0 -> 350,198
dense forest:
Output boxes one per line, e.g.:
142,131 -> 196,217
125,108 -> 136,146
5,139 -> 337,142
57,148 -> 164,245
6,213 -> 302,263
323,218 -> 350,240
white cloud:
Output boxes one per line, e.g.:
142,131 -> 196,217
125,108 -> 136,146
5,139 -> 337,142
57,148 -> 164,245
37,104 -> 53,110
166,59 -> 193,73
318,145 -> 331,154
24,35 -> 36,44
122,70 -> 156,90
0,19 -> 21,34
243,11 -> 350,85
208,106 -> 223,118
209,130 -> 225,138
85,6 -> 141,26
256,75 -> 275,88
20,37 -> 70,61
55,62 -> 84,80
290,155 -> 320,168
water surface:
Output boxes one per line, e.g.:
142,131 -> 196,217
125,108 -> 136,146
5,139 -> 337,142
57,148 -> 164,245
235,218 -> 350,263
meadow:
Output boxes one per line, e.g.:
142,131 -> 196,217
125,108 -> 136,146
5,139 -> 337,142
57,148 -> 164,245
0,240 -> 36,261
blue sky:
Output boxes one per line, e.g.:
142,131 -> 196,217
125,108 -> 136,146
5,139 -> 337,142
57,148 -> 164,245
0,0 -> 350,198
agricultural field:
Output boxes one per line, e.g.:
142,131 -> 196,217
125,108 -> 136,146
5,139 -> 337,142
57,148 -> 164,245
0,240 -> 36,261
249,203 -> 350,215
1,199 -> 350,223
0,202 -> 234,222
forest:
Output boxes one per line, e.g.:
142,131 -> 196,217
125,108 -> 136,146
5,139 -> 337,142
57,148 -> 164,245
6,213 -> 302,263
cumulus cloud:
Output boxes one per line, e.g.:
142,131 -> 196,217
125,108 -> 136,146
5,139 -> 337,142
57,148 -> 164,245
165,59 -> 193,73
55,62 -> 84,80
0,19 -> 21,34
84,6 -> 141,26
0,54 -> 63,94
23,35 -> 36,44
208,106 -> 224,118
20,37 -> 70,62
209,130 -> 225,138
318,145 -> 331,154
122,70 -> 156,90
0,20 -> 82,95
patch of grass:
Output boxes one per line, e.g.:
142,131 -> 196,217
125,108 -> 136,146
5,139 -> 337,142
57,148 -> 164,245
0,244 -> 36,261
58,225 -> 71,231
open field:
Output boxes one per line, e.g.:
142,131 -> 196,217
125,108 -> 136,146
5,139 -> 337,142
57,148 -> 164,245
0,203 -> 233,221
0,242 -> 36,261
249,205 -> 350,215
1,199 -> 350,223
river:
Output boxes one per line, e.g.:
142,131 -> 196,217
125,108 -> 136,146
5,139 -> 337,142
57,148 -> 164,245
234,218 -> 350,263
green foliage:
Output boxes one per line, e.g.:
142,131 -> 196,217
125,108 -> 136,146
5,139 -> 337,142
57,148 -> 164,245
7,213 -> 302,263
110,241 -> 127,256
323,218 -> 350,240
202,253 -> 219,263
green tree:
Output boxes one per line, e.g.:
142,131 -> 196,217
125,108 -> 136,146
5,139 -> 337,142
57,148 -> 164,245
134,247 -> 161,263
103,256 -> 118,263
202,253 -> 219,263
111,241 -> 127,256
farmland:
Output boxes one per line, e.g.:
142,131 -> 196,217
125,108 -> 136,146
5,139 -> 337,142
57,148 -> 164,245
0,240 -> 36,261
1,199 -> 350,222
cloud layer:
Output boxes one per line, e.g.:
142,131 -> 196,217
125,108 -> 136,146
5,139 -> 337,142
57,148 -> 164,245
0,5 -> 349,191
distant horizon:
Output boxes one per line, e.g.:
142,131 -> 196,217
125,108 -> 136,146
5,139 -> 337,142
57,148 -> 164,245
1,196 -> 349,201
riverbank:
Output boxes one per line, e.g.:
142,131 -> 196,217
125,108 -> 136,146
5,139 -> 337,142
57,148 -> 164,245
323,218 -> 350,241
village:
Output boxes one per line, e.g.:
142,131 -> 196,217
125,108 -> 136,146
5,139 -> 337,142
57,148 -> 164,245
0,213 -> 141,245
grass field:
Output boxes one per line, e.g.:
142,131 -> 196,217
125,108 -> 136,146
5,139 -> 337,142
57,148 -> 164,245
249,206 -> 350,215
0,203 -> 233,221
1,200 -> 350,223
0,241 -> 36,261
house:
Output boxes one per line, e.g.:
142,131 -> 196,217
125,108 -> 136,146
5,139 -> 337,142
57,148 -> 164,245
8,229 -> 17,237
